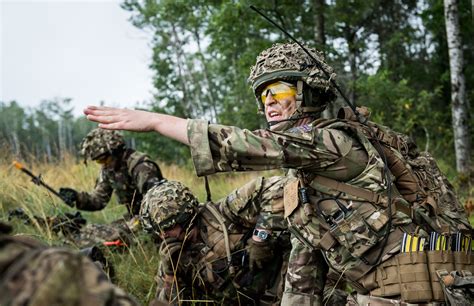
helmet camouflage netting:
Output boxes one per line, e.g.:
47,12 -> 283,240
140,180 -> 198,233
248,42 -> 337,112
80,128 -> 125,161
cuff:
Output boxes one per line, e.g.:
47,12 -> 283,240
187,119 -> 216,176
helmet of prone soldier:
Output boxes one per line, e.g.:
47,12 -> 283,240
140,180 -> 199,233
80,128 -> 125,161
248,42 -> 337,116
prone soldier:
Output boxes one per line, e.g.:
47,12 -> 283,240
140,178 -> 290,305
0,221 -> 140,306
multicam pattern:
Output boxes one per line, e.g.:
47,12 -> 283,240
76,149 -> 163,216
140,180 -> 199,232
188,119 -> 369,179
151,176 -> 291,304
0,225 -> 139,306
80,128 -> 125,161
248,42 -> 337,110
217,175 -> 289,231
187,117 -> 416,303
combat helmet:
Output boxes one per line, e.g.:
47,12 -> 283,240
140,180 -> 199,233
249,42 -> 337,116
80,128 -> 125,161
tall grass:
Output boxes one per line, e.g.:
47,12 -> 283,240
0,151 -> 276,304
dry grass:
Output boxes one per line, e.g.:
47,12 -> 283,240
0,152 -> 276,304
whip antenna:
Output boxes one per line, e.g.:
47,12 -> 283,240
250,5 -> 393,266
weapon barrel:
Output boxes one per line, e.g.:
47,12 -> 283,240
13,160 -> 64,200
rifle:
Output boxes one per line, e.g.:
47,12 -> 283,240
13,160 -> 67,203
8,208 -> 86,236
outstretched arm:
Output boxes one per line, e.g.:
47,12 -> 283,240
84,105 -> 190,145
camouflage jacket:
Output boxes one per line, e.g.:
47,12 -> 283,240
77,149 -> 163,215
187,118 -> 415,304
156,176 -> 290,305
0,222 -> 139,306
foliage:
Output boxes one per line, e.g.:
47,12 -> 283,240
0,152 -> 268,304
118,0 -> 472,173
2,0 -> 472,172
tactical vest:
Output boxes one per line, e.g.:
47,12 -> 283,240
285,110 -> 473,303
284,118 -> 413,280
336,106 -> 471,235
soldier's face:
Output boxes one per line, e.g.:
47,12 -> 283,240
261,82 -> 297,127
95,154 -> 114,167
161,224 -> 184,240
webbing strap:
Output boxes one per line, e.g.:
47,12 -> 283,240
311,175 -> 412,217
312,175 -> 385,205
203,203 -> 233,274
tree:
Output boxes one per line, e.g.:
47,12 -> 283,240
444,0 -> 471,177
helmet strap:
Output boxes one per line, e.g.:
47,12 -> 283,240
296,80 -> 304,109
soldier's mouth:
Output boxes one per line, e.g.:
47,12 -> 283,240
267,111 -> 281,119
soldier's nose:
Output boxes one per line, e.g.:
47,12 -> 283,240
264,93 -> 277,107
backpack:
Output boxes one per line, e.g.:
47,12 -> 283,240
337,106 -> 472,235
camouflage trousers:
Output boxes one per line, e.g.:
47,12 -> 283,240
281,235 -> 327,305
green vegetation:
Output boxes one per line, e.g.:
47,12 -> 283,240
0,153 -> 270,304
1,1 -> 473,302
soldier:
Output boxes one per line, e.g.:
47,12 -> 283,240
141,178 -> 290,305
59,128 -> 164,217
85,43 -> 472,305
0,221 -> 140,306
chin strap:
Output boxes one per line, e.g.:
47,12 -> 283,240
267,113 -> 318,128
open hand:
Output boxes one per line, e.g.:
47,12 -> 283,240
84,106 -> 158,132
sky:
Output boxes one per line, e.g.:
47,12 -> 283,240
1,0 -> 154,116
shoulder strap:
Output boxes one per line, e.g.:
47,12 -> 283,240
203,203 -> 235,275
310,175 -> 411,217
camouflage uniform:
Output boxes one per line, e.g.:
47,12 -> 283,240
0,221 -> 139,306
141,179 -> 290,305
71,128 -> 163,216
184,43 -> 422,305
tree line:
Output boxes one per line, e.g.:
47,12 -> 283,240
121,0 -> 472,180
1,0 -> 472,182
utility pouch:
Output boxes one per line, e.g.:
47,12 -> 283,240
329,208 -> 386,258
363,251 -> 432,303
453,251 -> 474,272
426,250 -> 454,301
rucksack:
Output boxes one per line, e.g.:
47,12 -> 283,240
337,106 -> 472,235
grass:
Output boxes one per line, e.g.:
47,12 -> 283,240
0,153 -> 276,304
1,152 -> 471,304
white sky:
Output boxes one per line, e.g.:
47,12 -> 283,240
1,0 -> 154,116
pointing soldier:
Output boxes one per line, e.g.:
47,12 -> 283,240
85,43 -> 473,305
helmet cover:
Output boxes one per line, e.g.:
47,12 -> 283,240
140,180 -> 198,232
80,128 -> 125,160
249,42 -> 337,112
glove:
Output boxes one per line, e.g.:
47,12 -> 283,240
246,237 -> 274,270
59,187 -> 78,207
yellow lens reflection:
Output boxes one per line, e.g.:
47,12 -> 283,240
261,81 -> 296,104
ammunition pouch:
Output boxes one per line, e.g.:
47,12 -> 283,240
358,249 -> 474,303
360,251 -> 433,303
330,204 -> 390,259
427,251 -> 455,301
454,251 -> 474,272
